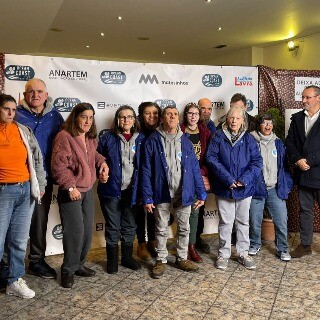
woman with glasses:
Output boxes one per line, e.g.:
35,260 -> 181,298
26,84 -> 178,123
98,105 -> 144,274
249,113 -> 293,261
180,103 -> 211,263
51,103 -> 108,288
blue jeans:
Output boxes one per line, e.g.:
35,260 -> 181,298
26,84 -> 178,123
99,189 -> 137,246
0,182 -> 34,284
249,188 -> 288,252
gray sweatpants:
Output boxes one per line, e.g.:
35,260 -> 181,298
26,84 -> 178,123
216,196 -> 252,258
154,202 -> 191,262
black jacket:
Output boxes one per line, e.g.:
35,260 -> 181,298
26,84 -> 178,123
285,110 -> 320,188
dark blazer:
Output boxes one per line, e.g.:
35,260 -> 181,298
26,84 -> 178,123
285,110 -> 320,188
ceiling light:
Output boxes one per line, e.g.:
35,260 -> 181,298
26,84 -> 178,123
287,40 -> 299,53
117,16 -> 122,20
100,32 -> 105,36
86,45 -> 90,48
218,27 -> 222,31
162,51 -> 166,55
205,0 -> 212,2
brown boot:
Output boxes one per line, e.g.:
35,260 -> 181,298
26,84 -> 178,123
147,241 -> 157,258
137,243 -> 152,261
291,244 -> 312,258
188,244 -> 203,263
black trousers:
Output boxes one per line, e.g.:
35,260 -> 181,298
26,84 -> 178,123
28,183 -> 53,263
58,188 -> 94,273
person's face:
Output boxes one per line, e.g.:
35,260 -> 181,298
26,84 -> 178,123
231,100 -> 247,110
118,109 -> 135,133
0,101 -> 16,124
77,110 -> 94,134
259,120 -> 273,136
199,103 -> 212,121
23,80 -> 48,110
143,106 -> 159,129
162,108 -> 179,133
302,88 -> 320,113
227,110 -> 244,134
186,107 -> 200,127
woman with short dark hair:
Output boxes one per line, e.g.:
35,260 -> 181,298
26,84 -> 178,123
51,103 -> 108,288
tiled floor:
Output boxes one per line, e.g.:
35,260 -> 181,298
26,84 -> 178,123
1,233 -> 320,319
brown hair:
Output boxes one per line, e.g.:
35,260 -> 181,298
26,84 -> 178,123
111,105 -> 140,134
61,103 -> 97,139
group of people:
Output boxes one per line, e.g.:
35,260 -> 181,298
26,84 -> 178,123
1,78 -> 320,298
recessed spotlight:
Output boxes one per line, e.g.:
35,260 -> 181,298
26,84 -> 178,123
117,16 -> 122,20
86,45 -> 90,48
162,51 -> 166,55
100,32 -> 105,36
218,27 -> 222,31
205,0 -> 212,2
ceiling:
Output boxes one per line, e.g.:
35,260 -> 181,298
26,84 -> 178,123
1,0 -> 320,65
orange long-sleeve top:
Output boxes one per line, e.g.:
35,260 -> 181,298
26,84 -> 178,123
0,122 -> 30,183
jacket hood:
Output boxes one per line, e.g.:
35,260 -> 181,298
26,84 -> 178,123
20,96 -> 54,116
251,130 -> 277,143
156,123 -> 183,141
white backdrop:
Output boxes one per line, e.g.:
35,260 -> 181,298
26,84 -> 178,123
4,54 -> 258,255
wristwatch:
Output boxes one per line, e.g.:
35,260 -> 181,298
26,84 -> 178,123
68,187 -> 74,192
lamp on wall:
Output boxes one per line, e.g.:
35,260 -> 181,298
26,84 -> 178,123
287,40 -> 299,53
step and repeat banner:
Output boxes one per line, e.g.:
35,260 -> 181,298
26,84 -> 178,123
4,54 -> 258,255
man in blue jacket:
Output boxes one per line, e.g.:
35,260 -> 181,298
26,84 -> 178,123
286,85 -> 320,258
15,78 -> 64,278
141,106 -> 207,279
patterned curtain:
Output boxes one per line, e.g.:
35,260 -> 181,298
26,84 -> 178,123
0,52 -> 5,93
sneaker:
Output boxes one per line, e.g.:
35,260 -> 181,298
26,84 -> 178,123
175,259 -> 199,272
215,256 -> 228,270
277,251 -> 291,261
238,254 -> 256,270
151,260 -> 166,279
6,278 -> 35,299
248,246 -> 261,256
28,258 -> 57,279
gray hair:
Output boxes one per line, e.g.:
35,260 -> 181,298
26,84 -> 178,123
223,105 -> 248,132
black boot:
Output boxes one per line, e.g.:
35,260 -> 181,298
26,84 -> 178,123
121,243 -> 141,271
107,245 -> 118,274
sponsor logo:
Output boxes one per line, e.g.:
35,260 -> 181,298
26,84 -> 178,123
52,224 -> 63,240
139,74 -> 159,84
49,69 -> 87,81
54,97 -> 81,112
202,74 -> 222,87
204,209 -> 219,219
100,71 -> 126,84
272,149 -> 277,157
139,74 -> 188,86
154,99 -> 176,108
246,99 -> 254,111
177,151 -> 182,162
234,76 -> 253,86
96,223 -> 104,232
131,145 -> 136,153
4,65 -> 35,81
97,102 -> 130,109
212,101 -> 225,109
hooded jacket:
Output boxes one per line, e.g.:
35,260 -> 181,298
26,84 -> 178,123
15,97 -> 64,179
97,131 -> 145,205
16,122 -> 47,202
251,131 -> 293,200
141,128 -> 207,206
206,129 -> 263,199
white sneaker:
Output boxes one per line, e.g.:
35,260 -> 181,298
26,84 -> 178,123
6,278 -> 35,299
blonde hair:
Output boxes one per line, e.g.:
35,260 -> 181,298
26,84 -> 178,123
223,105 -> 248,132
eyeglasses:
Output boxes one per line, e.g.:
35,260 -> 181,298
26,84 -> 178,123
118,115 -> 135,121
260,121 -> 273,126
187,112 -> 200,117
301,95 -> 318,100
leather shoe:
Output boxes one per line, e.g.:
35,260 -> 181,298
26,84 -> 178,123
291,244 -> 312,258
188,244 -> 203,263
61,271 -> 74,288
28,258 -> 57,279
75,266 -> 96,277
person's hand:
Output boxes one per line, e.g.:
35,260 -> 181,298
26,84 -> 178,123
194,199 -> 205,210
235,181 -> 244,187
202,176 -> 211,191
296,158 -> 310,171
144,203 -> 155,213
40,192 -> 45,199
230,182 -> 237,189
99,162 -> 109,183
69,187 -> 81,201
